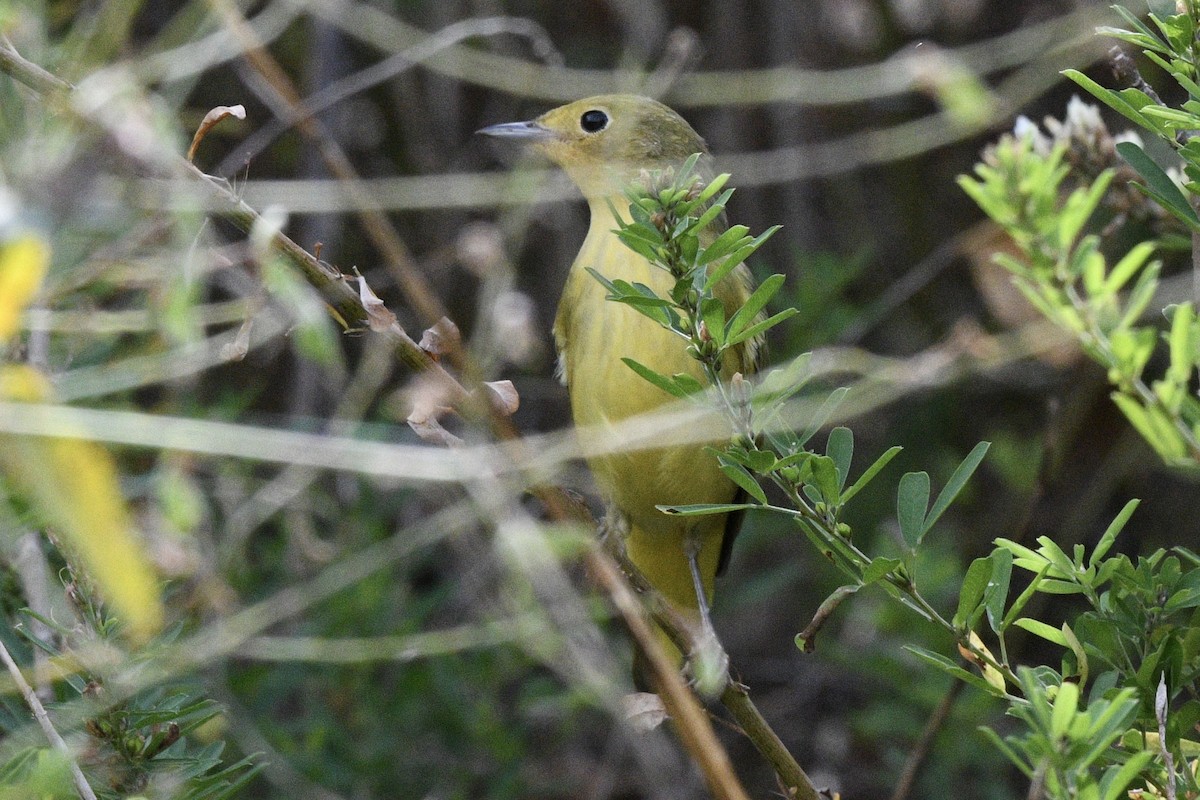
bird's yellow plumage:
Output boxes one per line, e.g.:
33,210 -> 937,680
481,95 -> 759,663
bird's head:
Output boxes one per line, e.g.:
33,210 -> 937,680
479,94 -> 709,200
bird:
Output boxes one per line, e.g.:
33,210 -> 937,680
479,95 -> 761,672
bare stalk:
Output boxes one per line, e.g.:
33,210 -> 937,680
0,639 -> 98,800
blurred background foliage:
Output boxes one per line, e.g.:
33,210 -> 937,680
1,0 -> 1198,798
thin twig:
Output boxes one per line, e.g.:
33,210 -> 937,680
0,37 -> 446,381
221,16 -> 564,172
204,0 -> 450,332
0,36 -> 69,93
721,681 -> 819,800
1157,673 -> 1176,800
584,545 -> 752,800
1026,760 -> 1047,800
9,533 -> 67,700
796,585 -> 859,653
308,2 -> 1107,107
606,541 -> 821,800
889,679 -> 964,800
0,638 -> 98,800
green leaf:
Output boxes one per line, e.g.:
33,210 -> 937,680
1101,752 -> 1156,800
794,386 -> 849,448
1111,392 -> 1187,461
1010,276 -> 1067,323
756,352 -> 811,402
904,645 -> 1008,697
613,233 -> 663,263
978,727 -> 1033,778
1109,5 -> 1170,51
1141,104 -> 1200,129
1049,679 -> 1079,739
994,537 -> 1046,569
676,152 -> 703,185
1013,617 -> 1069,647
862,556 -> 902,585
1103,241 -> 1156,295
657,502 -> 760,516
955,555 -> 993,629
726,273 -> 786,340
1063,69 -> 1156,131
702,225 -> 781,292
825,427 -> 853,492
611,293 -> 674,309
809,455 -> 841,505
1116,141 -> 1200,231
1112,328 -> 1156,381
717,456 -> 769,505
1091,499 -> 1140,567
694,225 -> 750,269
700,297 -> 726,346
1120,258 -> 1163,328
1057,171 -> 1115,251
689,188 -> 733,234
841,445 -> 902,504
983,547 -> 1012,634
1034,535 -> 1078,574
1001,563 -> 1052,631
1167,302 -> 1196,384
897,471 -> 930,548
671,372 -> 704,395
1035,578 -> 1087,595
922,441 -> 990,538
620,357 -> 689,398
584,267 -> 620,296
1061,622 -> 1088,685
957,174 -> 1013,226
725,308 -> 799,347
694,173 -> 731,207
1133,178 -> 1200,232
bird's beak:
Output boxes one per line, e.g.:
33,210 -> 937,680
476,120 -> 556,141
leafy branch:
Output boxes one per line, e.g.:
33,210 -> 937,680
946,4 -> 1200,796
602,149 -> 1200,800
597,158 -> 992,658
959,133 -> 1200,466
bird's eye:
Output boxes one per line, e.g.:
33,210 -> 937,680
579,109 -> 609,133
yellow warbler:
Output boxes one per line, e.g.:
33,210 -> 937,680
481,95 -> 760,667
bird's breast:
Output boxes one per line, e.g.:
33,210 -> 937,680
558,219 -> 696,424
553,208 -> 738,532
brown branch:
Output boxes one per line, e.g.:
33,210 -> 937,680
607,542 -> 821,800
796,584 -> 859,653
204,0 -> 451,332
721,681 -> 818,800
585,546 -> 752,800
889,679 -> 964,800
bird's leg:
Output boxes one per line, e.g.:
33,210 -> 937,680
595,506 -> 633,568
683,531 -> 729,695
683,533 -> 716,639
598,505 -> 630,560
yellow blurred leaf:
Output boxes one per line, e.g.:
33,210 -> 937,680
0,365 -> 163,643
0,235 -> 49,340
958,630 -> 1007,692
